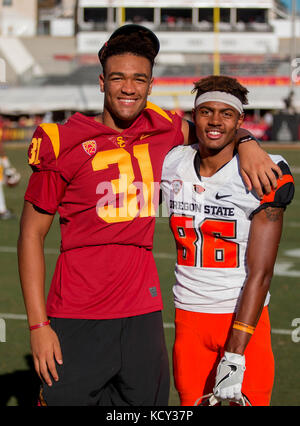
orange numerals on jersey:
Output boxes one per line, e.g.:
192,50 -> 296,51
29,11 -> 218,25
28,138 -> 42,165
170,214 -> 239,268
92,144 -> 157,223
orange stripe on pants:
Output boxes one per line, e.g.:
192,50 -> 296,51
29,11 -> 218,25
173,306 -> 274,406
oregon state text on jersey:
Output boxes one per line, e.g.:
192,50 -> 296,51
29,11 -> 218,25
25,103 -> 184,319
161,144 -> 294,314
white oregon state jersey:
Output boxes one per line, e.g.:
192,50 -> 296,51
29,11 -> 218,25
161,144 -> 294,313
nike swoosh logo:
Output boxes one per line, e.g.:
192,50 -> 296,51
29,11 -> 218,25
140,134 -> 152,140
216,193 -> 232,200
215,364 -> 237,388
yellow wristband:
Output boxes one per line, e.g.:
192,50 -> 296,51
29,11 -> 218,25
233,321 -> 255,335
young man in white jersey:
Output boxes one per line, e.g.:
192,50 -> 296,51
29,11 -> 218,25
161,76 -> 294,406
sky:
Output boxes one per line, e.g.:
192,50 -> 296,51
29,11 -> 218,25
280,0 -> 300,11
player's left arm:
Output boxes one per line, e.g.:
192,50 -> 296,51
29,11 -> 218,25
214,161 -> 294,402
181,119 -> 283,199
226,205 -> 284,355
213,205 -> 284,402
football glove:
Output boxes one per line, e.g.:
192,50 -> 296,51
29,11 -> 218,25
195,392 -> 251,406
1,156 -> 21,187
4,166 -> 21,187
213,351 -> 246,402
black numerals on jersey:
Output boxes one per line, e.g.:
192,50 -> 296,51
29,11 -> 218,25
170,214 -> 239,268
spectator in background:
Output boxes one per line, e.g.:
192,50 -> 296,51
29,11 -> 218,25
0,124 -> 20,219
0,123 -> 10,218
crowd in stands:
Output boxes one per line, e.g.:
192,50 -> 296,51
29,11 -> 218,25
0,111 -> 275,142
0,115 -> 44,143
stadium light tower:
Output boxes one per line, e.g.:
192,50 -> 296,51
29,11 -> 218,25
213,0 -> 220,75
290,0 -> 297,87
121,7 -> 125,25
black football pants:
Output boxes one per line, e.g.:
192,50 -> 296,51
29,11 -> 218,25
42,311 -> 170,406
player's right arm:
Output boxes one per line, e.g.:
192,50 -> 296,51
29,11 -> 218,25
18,200 -> 63,387
18,125 -> 66,386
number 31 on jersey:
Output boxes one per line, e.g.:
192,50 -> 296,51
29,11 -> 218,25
92,144 -> 157,223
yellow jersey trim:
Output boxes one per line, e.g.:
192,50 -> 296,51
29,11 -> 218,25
145,101 -> 173,123
40,123 -> 60,160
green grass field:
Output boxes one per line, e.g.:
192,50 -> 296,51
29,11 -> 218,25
0,144 -> 299,406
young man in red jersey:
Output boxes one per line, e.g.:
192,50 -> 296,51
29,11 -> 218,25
18,25 -> 282,406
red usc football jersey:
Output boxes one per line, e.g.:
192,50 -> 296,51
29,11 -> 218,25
25,102 -> 184,319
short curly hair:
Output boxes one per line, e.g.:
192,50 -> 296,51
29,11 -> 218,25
99,32 -> 157,73
192,75 -> 249,105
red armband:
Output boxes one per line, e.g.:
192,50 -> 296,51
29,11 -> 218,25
29,320 -> 50,331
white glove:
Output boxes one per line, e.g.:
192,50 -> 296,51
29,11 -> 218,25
1,156 -> 20,187
1,156 -> 11,169
4,166 -> 21,186
213,351 -> 246,402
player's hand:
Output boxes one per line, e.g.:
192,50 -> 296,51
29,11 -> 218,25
236,129 -> 283,199
30,325 -> 63,387
213,352 -> 246,402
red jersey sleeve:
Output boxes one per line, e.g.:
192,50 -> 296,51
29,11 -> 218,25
170,111 -> 185,149
25,171 -> 67,214
28,124 -> 61,173
25,124 -> 67,214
